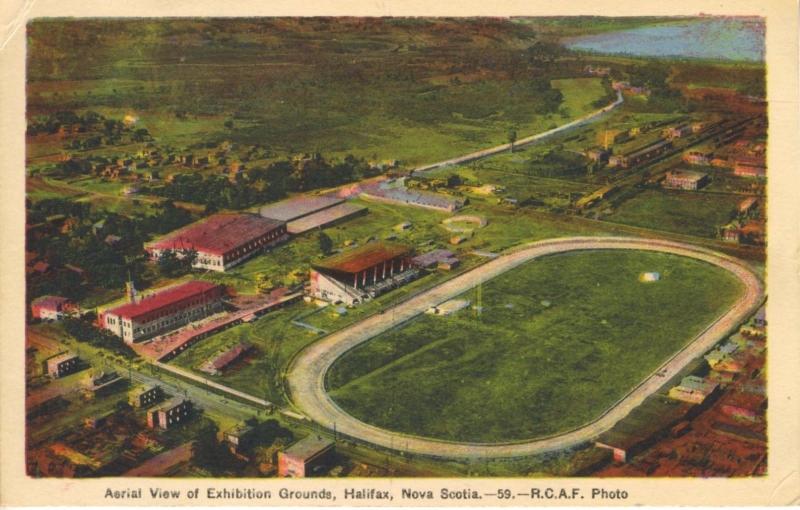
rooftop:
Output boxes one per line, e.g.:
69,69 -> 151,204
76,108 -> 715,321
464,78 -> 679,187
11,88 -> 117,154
259,195 -> 343,222
31,295 -> 70,309
625,139 -> 672,159
283,435 -> 334,460
739,220 -> 766,235
412,249 -> 455,268
47,352 -> 77,364
210,342 -> 252,370
734,155 -> 766,167
676,375 -> 718,395
146,213 -> 285,256
286,202 -> 366,235
314,242 -> 412,275
666,169 -> 708,182
105,281 -> 221,320
156,397 -> 190,411
738,196 -> 758,211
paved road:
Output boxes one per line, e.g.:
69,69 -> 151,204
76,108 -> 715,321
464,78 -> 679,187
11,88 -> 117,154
412,90 -> 623,175
286,236 -> 764,459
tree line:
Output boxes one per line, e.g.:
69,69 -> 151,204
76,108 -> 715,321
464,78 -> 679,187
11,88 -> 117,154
146,153 -> 381,210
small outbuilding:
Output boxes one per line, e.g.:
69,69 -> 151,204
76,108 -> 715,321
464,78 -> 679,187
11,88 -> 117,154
277,436 -> 335,478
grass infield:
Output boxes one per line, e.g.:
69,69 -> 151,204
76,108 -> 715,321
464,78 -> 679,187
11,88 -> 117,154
327,249 -> 743,443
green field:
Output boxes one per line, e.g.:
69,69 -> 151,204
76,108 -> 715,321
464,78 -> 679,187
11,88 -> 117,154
26,19 -> 613,169
327,250 -> 743,443
604,189 -> 741,238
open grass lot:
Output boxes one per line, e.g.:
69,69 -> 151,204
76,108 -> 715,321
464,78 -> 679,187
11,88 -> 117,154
170,301 -> 318,404
551,77 -> 608,117
27,19 -> 614,168
603,189 -> 741,238
327,250 -> 743,443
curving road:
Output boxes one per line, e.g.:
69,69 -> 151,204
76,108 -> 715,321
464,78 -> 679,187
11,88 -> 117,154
411,91 -> 624,175
286,236 -> 764,459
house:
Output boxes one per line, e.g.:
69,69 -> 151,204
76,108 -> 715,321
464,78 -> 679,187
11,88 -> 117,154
224,423 -> 257,455
720,223 -> 742,243
145,213 -> 288,272
437,257 -> 460,271
45,353 -> 79,378
668,375 -> 719,404
711,157 -> 731,168
31,295 -> 75,321
737,196 -> 759,214
585,148 -> 610,162
87,370 -> 126,397
309,242 -> 416,305
705,341 -> 740,368
720,393 -> 767,422
682,150 -> 713,166
663,124 -> 692,139
663,170 -> 709,191
739,220 -> 766,245
199,342 -> 254,375
411,249 -> 456,269
146,398 -> 193,430
100,281 -> 226,344
733,156 -> 766,178
129,385 -> 165,408
277,436 -> 335,477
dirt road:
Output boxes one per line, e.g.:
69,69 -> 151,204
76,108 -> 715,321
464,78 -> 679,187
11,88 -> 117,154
286,236 -> 764,459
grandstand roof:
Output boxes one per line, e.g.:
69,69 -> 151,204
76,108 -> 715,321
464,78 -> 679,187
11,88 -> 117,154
314,242 -> 412,275
145,213 -> 284,256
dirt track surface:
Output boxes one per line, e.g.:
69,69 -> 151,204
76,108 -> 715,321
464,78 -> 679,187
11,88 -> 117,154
286,236 -> 764,459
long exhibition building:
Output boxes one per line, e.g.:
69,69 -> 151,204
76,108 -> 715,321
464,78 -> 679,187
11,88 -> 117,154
309,242 -> 417,305
100,281 -> 226,343
145,213 -> 288,272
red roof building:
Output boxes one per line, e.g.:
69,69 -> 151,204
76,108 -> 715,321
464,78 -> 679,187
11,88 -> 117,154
101,281 -> 226,344
199,342 -> 253,375
145,213 -> 288,272
733,156 -> 766,178
31,295 -> 75,321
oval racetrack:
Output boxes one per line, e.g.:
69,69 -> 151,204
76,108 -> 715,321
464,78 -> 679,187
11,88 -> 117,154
286,236 -> 764,459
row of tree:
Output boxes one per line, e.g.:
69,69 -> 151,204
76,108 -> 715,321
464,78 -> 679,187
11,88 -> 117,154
147,153 -> 381,210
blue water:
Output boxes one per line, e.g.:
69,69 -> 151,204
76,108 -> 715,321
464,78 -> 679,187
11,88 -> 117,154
565,19 -> 765,62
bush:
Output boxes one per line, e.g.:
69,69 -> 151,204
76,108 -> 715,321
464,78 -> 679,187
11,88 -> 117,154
63,315 -> 137,359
